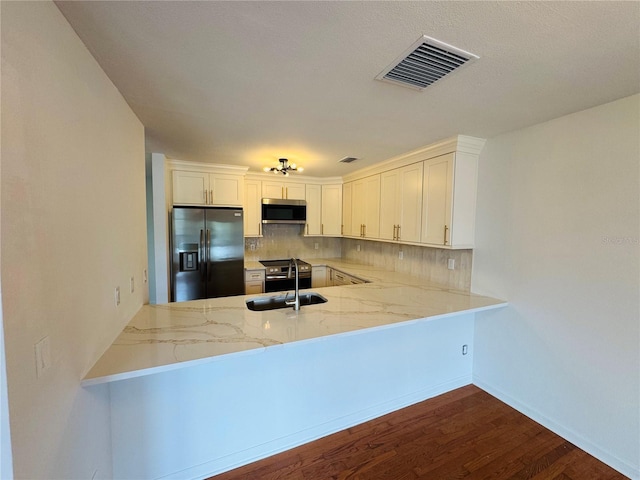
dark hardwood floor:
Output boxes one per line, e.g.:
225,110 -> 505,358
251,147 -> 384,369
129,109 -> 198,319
208,385 -> 627,480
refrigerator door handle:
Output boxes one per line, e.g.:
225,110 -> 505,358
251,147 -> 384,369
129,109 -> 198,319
199,229 -> 205,280
206,229 -> 212,282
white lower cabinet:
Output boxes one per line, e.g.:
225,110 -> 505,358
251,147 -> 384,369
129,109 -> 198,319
327,267 -> 366,286
311,266 -> 327,288
244,269 -> 265,294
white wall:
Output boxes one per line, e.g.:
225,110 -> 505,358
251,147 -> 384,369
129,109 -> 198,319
472,95 -> 639,478
1,2 -> 147,478
110,314 -> 475,479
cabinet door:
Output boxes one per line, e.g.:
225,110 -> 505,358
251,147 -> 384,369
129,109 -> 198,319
172,171 -> 208,205
262,181 -> 285,199
209,174 -> 243,206
245,281 -> 264,295
285,183 -> 306,200
363,175 -> 381,239
332,270 -> 350,286
379,170 -> 400,241
352,179 -> 365,237
305,184 -> 322,236
398,163 -> 423,243
321,184 -> 342,236
312,266 -> 327,288
421,154 -> 453,245
342,182 -> 353,236
244,180 -> 262,236
261,181 -> 305,200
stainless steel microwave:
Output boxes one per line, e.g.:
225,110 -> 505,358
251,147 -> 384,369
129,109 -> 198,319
261,198 -> 307,224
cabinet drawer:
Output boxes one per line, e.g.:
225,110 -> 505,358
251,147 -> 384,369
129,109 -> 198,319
245,269 -> 265,281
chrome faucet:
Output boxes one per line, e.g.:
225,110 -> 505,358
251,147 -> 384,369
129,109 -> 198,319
285,257 -> 301,311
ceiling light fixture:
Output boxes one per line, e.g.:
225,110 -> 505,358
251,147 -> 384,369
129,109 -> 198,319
263,158 -> 303,176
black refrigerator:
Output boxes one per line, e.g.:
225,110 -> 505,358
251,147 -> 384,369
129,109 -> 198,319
171,207 -> 245,301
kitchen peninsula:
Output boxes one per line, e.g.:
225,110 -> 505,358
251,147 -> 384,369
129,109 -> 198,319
85,259 -> 506,479
84,259 -> 505,386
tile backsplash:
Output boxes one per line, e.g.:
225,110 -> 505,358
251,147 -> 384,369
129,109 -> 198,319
245,227 -> 472,291
244,224 -> 342,261
341,238 -> 472,291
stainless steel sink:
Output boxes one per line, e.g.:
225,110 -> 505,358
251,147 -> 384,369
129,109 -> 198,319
246,292 -> 328,311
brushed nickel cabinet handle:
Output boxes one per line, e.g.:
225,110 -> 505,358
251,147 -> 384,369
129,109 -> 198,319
306,223 -> 309,235
210,189 -> 213,204
397,225 -> 401,241
321,224 -> 324,235
444,225 -> 449,245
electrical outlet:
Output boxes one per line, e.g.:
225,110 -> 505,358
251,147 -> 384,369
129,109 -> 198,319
356,244 -> 361,252
398,251 -> 404,260
448,258 -> 455,270
249,243 -> 256,251
115,286 -> 120,306
35,336 -> 51,378
314,242 -> 319,250
130,276 -> 135,294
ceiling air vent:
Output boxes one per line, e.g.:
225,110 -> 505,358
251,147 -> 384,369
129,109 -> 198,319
339,156 -> 359,164
376,35 -> 478,90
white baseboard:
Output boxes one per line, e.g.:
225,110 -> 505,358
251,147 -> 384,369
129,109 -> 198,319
473,376 -> 639,480
157,375 -> 472,480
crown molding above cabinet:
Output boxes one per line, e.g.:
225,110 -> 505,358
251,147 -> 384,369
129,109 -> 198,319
342,135 -> 485,183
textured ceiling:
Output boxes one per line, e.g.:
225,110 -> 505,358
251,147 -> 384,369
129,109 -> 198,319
55,1 -> 640,177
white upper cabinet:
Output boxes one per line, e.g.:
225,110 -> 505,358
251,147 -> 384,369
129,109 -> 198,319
352,175 -> 380,239
421,152 -> 477,248
342,182 -> 353,237
321,184 -> 342,236
380,163 -> 423,243
398,163 -> 423,243
262,181 -> 306,200
379,170 -> 400,241
172,170 -> 244,207
305,184 -> 342,236
305,184 -> 322,236
172,171 -> 208,205
243,179 -> 262,237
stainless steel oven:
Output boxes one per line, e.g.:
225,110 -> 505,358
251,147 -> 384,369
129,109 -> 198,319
259,259 -> 312,293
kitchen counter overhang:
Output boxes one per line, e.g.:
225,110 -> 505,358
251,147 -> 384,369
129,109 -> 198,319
82,260 -> 507,386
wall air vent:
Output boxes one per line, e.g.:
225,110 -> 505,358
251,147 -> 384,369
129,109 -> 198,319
339,156 -> 359,164
376,35 -> 478,91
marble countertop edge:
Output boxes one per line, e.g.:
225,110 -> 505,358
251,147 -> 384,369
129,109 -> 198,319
81,300 -> 507,387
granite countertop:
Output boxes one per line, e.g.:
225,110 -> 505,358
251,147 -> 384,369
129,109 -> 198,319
82,258 -> 506,386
